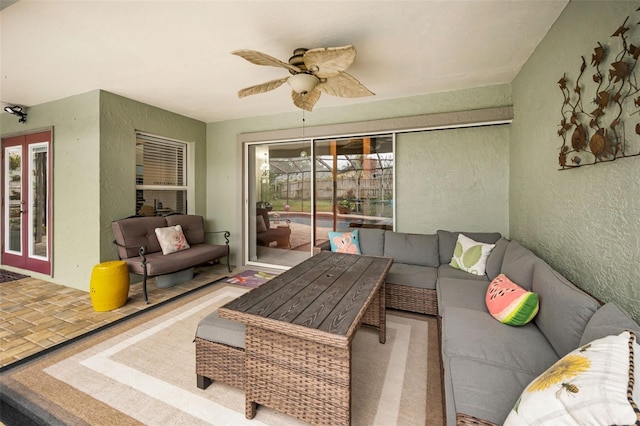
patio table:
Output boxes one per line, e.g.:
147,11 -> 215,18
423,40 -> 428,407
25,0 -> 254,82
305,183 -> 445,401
219,250 -> 392,425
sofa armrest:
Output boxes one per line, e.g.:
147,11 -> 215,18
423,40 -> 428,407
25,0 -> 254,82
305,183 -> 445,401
205,230 -> 231,245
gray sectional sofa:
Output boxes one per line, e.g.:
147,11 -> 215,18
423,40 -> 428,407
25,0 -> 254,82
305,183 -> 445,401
320,228 -> 640,425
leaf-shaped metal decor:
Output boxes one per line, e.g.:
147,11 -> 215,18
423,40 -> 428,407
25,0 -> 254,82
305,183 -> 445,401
557,7 -> 640,170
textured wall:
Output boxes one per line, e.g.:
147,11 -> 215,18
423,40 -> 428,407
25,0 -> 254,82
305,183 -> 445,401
207,84 -> 512,266
99,91 -> 207,281
511,2 -> 640,322
1,91 -> 101,289
396,125 -> 509,235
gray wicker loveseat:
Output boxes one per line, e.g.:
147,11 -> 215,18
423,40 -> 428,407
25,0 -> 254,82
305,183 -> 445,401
112,214 -> 230,303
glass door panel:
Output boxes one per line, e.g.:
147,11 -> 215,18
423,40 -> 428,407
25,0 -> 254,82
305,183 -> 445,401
2,132 -> 52,274
247,141 -> 312,268
313,135 -> 394,247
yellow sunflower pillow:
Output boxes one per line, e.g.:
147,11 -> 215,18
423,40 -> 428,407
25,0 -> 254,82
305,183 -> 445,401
504,330 -> 639,425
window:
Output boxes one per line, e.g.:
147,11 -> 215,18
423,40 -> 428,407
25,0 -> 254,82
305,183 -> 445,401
135,133 -> 188,216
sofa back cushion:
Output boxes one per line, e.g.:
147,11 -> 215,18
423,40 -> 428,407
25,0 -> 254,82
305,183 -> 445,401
485,238 -> 510,280
358,228 -> 385,256
112,216 -> 167,259
500,240 -> 543,291
384,231 -> 439,267
437,230 -> 501,265
579,303 -> 640,346
165,214 -> 205,244
532,261 -> 600,357
256,208 -> 270,230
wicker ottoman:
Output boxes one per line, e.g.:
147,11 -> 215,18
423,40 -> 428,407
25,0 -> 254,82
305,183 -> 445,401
195,309 -> 246,390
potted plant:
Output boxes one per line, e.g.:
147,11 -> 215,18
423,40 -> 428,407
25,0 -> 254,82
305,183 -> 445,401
338,199 -> 354,214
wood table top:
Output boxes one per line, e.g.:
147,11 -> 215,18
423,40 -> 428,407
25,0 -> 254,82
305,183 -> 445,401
219,251 -> 392,344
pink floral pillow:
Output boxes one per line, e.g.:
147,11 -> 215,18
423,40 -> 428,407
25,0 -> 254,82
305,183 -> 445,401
155,225 -> 190,255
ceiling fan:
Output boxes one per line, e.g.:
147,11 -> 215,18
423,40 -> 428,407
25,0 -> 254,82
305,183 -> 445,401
232,45 -> 374,111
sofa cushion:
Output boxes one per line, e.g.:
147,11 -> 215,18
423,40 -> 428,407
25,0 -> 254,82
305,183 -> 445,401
485,237 -> 510,280
504,331 -> 640,426
124,243 -> 228,276
442,306 -> 558,375
445,355 -> 541,426
165,214 -> 206,245
256,215 -> 267,233
155,225 -> 191,255
437,230 -> 501,265
386,263 -> 437,289
357,228 -> 385,256
486,274 -> 539,326
532,261 -> 600,357
579,302 -> 640,346
500,240 -> 544,291
438,264 -> 489,281
328,229 -> 361,254
384,231 -> 439,267
437,277 -> 490,315
449,234 -> 495,276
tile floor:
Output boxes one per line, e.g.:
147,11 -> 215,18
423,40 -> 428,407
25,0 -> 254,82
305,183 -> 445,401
0,264 -> 234,370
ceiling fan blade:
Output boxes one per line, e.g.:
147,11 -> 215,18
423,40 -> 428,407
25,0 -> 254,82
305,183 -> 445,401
232,49 -> 301,73
292,87 -> 321,111
319,72 -> 374,98
238,77 -> 288,98
303,45 -> 356,78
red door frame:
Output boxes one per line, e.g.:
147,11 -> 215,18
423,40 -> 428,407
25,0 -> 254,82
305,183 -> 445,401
1,131 -> 52,275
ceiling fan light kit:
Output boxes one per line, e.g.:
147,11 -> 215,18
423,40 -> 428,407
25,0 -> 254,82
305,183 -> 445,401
287,73 -> 319,94
232,45 -> 374,111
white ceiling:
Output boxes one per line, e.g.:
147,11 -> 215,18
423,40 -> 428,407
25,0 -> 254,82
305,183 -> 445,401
0,0 -> 568,123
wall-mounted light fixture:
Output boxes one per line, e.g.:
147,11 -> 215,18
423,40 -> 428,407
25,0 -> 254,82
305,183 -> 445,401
4,105 -> 27,123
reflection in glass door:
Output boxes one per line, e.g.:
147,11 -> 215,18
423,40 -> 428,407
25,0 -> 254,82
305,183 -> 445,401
2,131 -> 52,275
247,141 -> 312,268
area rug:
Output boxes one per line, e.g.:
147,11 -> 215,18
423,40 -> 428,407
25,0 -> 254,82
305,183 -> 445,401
0,283 -> 444,425
0,269 -> 29,283
223,269 -> 276,288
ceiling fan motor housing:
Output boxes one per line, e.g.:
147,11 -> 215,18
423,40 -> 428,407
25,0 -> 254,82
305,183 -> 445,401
289,48 -> 308,72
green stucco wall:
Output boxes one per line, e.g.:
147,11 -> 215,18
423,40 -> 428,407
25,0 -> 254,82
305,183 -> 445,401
207,84 -> 512,266
1,90 -> 206,292
511,1 -> 640,322
1,90 -> 101,288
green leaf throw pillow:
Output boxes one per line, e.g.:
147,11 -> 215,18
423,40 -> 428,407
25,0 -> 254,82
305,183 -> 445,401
449,233 -> 495,275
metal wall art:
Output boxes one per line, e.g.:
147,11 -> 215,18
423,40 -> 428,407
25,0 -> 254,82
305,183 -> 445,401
557,6 -> 640,170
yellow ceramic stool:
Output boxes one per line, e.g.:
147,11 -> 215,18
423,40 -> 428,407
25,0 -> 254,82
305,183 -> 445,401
90,260 -> 130,311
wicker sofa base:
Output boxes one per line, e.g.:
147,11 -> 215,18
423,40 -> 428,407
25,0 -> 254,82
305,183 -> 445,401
386,283 -> 438,316
195,337 -> 245,390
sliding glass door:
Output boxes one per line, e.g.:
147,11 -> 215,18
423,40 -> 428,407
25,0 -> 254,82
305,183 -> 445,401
245,134 -> 394,269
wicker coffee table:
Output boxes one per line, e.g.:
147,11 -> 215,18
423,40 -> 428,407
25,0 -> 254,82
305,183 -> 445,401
219,251 -> 392,425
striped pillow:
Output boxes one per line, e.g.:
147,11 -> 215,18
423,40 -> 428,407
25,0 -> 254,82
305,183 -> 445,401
486,274 -> 539,326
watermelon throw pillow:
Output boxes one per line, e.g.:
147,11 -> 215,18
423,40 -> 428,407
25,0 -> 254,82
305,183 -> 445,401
486,273 -> 539,326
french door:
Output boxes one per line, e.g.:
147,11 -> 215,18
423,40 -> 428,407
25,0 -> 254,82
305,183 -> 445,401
2,131 -> 52,275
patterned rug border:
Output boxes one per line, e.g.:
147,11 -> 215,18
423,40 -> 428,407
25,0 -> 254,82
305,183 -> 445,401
0,287 -> 444,425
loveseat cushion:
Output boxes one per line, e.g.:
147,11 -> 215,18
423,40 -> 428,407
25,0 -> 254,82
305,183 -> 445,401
386,263 -> 437,289
437,277 -> 490,316
531,261 -> 600,357
579,302 -> 640,346
357,228 -> 385,256
383,231 -> 439,267
437,230 -> 501,265
500,240 -> 544,291
165,214 -> 206,244
112,216 -> 167,258
124,243 -> 228,276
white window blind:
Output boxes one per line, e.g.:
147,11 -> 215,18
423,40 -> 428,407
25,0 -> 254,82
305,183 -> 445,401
135,133 -> 188,215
